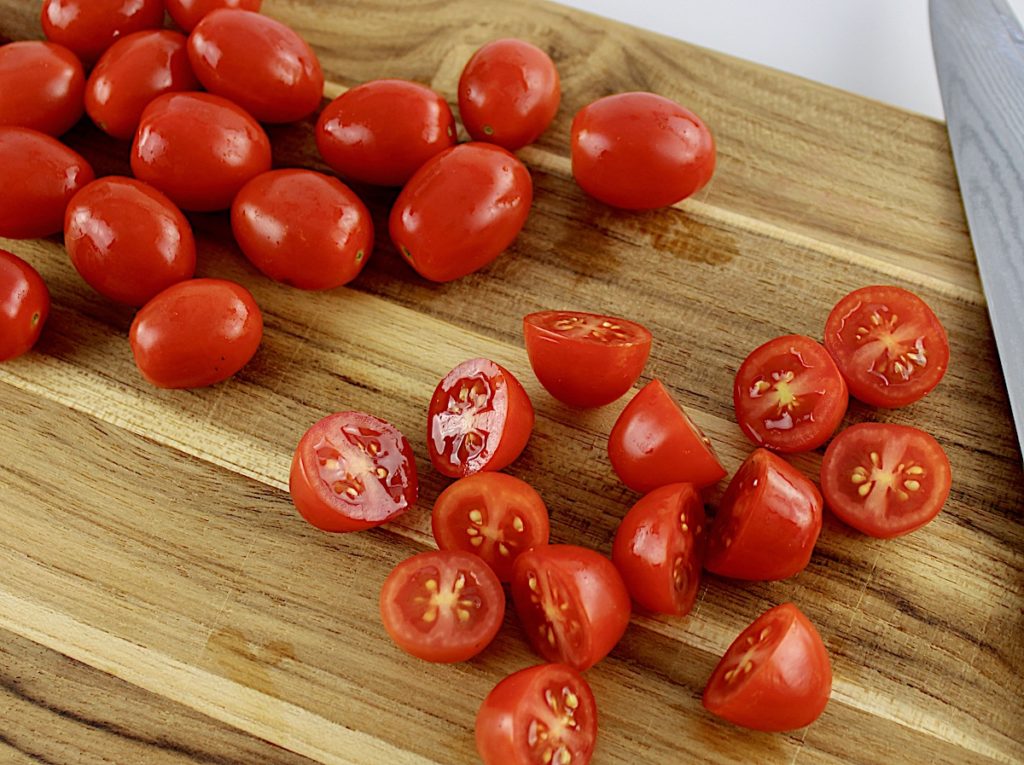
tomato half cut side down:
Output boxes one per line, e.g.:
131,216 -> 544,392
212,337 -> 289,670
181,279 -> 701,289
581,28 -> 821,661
290,411 -> 419,533
380,549 -> 505,663
703,602 -> 832,732
820,423 -> 951,538
0,249 -> 50,362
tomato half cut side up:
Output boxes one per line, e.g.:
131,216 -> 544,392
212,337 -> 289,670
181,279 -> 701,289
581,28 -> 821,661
821,423 -> 951,538
290,412 -> 419,532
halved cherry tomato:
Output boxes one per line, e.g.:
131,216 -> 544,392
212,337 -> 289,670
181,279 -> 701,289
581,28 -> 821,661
432,472 -> 549,581
166,0 -> 263,33
820,423 -> 951,538
524,310 -> 652,408
380,549 -> 504,663
703,602 -> 831,732
510,544 -> 630,671
458,38 -> 561,151
611,483 -> 706,616
390,143 -> 533,282
428,358 -> 535,478
476,664 -> 597,765
824,285 -> 949,408
290,411 -> 418,533
734,335 -> 848,453
705,449 -> 822,581
41,0 -> 165,66
608,379 -> 726,492
0,41 -> 84,137
0,249 -> 50,362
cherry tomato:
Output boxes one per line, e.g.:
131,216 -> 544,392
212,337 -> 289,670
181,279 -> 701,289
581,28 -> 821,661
85,31 -> 200,141
380,549 -> 504,663
571,92 -> 715,210
232,169 -> 373,290
705,449 -> 822,581
0,42 -> 84,137
290,411 -> 418,533
129,278 -> 263,389
431,472 -> 550,581
510,544 -> 631,671
820,423 -> 951,538
132,92 -> 272,212
524,310 -> 652,408
0,127 -> 94,240
166,0 -> 263,33
64,177 -> 196,306
188,10 -> 324,124
476,664 -> 597,765
458,38 -> 561,151
611,483 -> 706,616
390,143 -> 533,282
0,250 -> 50,362
703,602 -> 831,731
734,335 -> 849,454
824,285 -> 949,408
315,79 -> 457,187
608,379 -> 726,493
428,358 -> 535,478
41,0 -> 165,66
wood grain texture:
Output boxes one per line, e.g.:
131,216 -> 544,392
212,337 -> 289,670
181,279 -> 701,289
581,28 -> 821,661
0,0 -> 1022,763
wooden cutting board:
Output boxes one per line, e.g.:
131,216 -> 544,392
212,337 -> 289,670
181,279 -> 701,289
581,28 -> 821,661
1,1 -> 1022,763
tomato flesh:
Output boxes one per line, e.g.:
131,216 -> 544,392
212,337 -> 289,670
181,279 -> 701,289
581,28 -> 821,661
0,249 -> 50,362
0,41 -> 85,137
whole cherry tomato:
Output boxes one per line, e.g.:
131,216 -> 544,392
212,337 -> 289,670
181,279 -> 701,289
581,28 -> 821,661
316,79 -> 457,186
86,31 -> 200,141
0,41 -> 84,137
231,169 -> 373,290
0,127 -> 94,239
571,92 -> 715,210
129,278 -> 263,389
166,0 -> 263,33
458,38 -> 561,151
131,92 -> 272,212
41,0 -> 165,66
390,143 -> 533,282
188,10 -> 324,124
0,249 -> 50,362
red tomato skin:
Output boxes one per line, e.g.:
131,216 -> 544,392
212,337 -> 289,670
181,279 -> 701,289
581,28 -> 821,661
0,250 -> 50,362
0,127 -> 95,240
132,92 -> 272,212
0,42 -> 85,137
188,10 -> 324,124
166,0 -> 263,33
129,278 -> 263,389
705,449 -> 822,581
41,0 -> 165,66
316,79 -> 457,187
231,169 -> 374,290
64,177 -> 196,306
571,92 -> 715,210
458,38 -> 561,151
390,143 -> 533,282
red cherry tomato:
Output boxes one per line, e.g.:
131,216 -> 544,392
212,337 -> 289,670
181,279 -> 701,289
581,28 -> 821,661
390,143 -> 533,282
232,169 -> 373,290
431,472 -> 550,581
132,92 -> 272,212
821,423 -> 951,538
0,42 -> 84,137
523,310 -> 652,408
0,127 -> 94,240
427,358 -> 535,478
824,285 -> 949,408
188,10 -> 324,124
611,483 -> 706,616
85,31 -> 200,141
315,79 -> 457,187
0,250 -> 50,362
458,38 -> 561,151
571,92 -> 715,210
510,544 -> 631,671
41,0 -> 165,66
734,335 -> 849,454
166,0 -> 262,33
705,449 -> 822,581
476,664 -> 597,765
129,278 -> 263,389
289,411 -> 418,533
703,602 -> 832,731
608,379 -> 726,492
64,177 -> 196,306
380,550 -> 504,663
